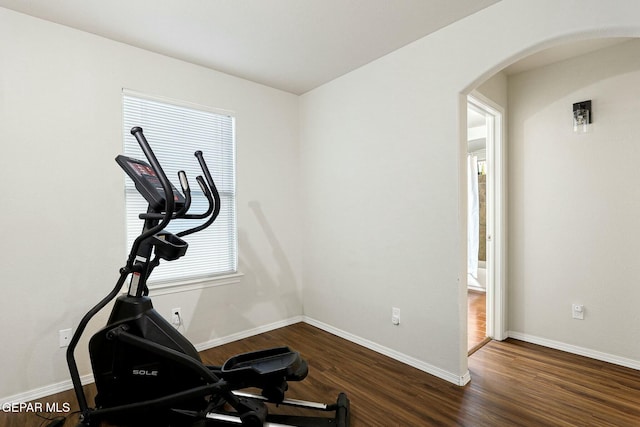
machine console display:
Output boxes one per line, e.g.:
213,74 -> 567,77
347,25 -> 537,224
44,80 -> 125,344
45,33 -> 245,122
116,155 -> 186,211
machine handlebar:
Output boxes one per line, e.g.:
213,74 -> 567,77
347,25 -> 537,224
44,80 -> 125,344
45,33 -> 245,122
194,150 -> 221,221
175,152 -> 220,237
125,128 -> 220,243
130,127 -> 176,219
126,127 -> 177,270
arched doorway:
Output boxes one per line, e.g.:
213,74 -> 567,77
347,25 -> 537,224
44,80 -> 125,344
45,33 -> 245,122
462,36 -> 640,374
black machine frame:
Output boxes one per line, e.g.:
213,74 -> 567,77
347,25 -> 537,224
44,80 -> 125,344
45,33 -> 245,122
66,127 -> 349,426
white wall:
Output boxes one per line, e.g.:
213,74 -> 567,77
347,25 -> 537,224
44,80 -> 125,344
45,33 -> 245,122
300,0 -> 640,382
507,39 -> 640,362
0,8 -> 301,400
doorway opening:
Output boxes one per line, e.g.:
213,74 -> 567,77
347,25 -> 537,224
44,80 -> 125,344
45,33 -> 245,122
466,93 -> 504,355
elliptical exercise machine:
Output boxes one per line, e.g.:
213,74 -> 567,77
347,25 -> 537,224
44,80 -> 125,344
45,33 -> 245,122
66,127 -> 350,426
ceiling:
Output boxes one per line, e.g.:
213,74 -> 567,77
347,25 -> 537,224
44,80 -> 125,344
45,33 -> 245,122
468,108 -> 486,129
0,0 -> 500,94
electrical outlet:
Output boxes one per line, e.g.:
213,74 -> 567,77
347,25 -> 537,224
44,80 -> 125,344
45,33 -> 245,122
392,307 -> 400,325
572,304 -> 584,320
171,307 -> 182,328
59,328 -> 72,348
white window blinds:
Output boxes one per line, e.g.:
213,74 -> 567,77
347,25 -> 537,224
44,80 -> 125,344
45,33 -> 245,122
122,91 -> 237,285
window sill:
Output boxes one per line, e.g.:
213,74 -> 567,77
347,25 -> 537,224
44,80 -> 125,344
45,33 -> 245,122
147,272 -> 244,296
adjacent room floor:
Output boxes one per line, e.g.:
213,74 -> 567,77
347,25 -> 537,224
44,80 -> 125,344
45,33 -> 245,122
468,290 -> 488,353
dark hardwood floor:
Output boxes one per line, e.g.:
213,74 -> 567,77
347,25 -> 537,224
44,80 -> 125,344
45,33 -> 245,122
4,322 -> 640,426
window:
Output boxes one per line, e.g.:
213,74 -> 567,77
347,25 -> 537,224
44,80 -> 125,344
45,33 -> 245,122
122,91 -> 237,288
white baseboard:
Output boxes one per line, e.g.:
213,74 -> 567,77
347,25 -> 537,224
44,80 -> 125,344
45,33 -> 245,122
507,331 -> 640,371
194,315 -> 304,352
0,373 -> 94,407
303,316 -> 470,386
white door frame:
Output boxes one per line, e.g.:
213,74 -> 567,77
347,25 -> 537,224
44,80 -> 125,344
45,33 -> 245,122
467,92 -> 506,341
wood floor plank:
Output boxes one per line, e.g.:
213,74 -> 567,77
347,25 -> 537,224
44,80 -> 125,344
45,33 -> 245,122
3,323 -> 640,426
